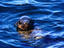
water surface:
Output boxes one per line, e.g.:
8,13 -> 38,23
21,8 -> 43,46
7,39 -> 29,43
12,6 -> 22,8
0,0 -> 64,48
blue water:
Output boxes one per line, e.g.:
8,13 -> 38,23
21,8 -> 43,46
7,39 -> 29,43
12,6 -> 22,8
0,0 -> 64,48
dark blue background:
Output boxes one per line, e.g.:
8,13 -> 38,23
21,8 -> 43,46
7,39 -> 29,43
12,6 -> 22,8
0,0 -> 64,48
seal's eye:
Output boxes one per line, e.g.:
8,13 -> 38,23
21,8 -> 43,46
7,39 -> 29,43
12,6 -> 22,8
19,21 -> 22,24
24,22 -> 28,24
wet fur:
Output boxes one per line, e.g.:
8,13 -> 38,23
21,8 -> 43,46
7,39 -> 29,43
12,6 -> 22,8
15,18 -> 34,36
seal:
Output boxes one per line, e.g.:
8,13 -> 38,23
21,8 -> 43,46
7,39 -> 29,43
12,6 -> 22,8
15,16 -> 43,39
15,16 -> 34,39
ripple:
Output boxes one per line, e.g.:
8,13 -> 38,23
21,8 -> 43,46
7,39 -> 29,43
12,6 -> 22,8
0,0 -> 64,48
47,42 -> 64,48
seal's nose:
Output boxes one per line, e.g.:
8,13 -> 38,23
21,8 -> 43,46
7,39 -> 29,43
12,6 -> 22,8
22,25 -> 24,28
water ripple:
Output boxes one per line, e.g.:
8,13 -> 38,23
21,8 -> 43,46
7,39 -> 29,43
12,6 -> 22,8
0,0 -> 64,48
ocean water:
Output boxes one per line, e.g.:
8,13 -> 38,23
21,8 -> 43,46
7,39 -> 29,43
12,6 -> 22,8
0,0 -> 64,48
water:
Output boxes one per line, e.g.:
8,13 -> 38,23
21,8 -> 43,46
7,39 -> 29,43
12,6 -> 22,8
0,0 -> 64,48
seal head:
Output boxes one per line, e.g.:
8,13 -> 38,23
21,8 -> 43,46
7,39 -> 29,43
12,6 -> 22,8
16,16 -> 34,31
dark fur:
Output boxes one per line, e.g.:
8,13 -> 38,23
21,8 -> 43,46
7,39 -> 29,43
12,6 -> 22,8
16,20 -> 34,33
